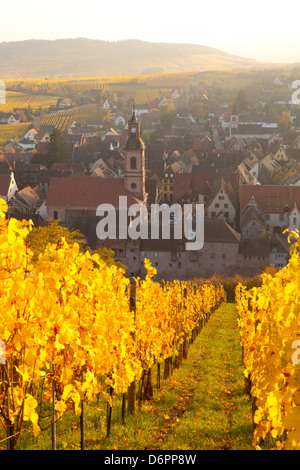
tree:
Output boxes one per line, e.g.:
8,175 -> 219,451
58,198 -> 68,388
235,89 -> 249,113
279,111 -> 291,129
160,103 -> 177,128
47,129 -> 71,166
26,221 -> 125,270
26,221 -> 84,261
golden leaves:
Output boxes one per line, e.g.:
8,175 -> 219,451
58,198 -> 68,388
236,231 -> 300,449
0,199 -> 225,442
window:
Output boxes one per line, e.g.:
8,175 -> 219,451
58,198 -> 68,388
53,210 -> 58,220
211,211 -> 216,217
215,203 -> 219,208
210,253 -> 215,258
131,183 -> 137,189
222,253 -> 226,259
130,156 -> 137,169
224,203 -> 228,208
190,252 -> 198,262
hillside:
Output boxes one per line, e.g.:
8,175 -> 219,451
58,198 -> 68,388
0,38 -> 278,79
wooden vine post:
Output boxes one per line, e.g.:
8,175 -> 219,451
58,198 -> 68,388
183,287 -> 188,360
127,278 -> 137,415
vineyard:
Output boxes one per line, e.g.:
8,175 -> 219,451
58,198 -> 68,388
0,91 -> 60,114
236,229 -> 300,450
4,72 -> 196,97
0,199 -> 225,450
38,104 -> 111,131
1,195 -> 299,450
0,122 -> 32,149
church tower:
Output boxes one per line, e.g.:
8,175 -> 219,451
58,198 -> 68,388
229,102 -> 238,138
123,103 -> 146,202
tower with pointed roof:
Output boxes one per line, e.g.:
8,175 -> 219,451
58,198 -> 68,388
123,102 -> 146,201
229,102 -> 238,138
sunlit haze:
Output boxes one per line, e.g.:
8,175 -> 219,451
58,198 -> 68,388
1,0 -> 300,62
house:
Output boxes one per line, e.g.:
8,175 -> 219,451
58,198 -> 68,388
239,237 -> 270,273
35,130 -> 51,144
23,128 -> 38,141
56,98 -> 71,108
8,186 -> 43,215
205,178 -> 238,228
172,172 -> 215,204
269,233 -> 290,269
134,105 -> 149,117
0,172 -> 18,202
0,112 -> 20,124
240,184 -> 300,234
240,206 -> 269,239
138,219 -> 241,281
159,97 -> 169,107
45,175 -> 144,247
114,115 -> 126,128
101,128 -> 120,143
89,158 -> 116,178
18,138 -> 36,151
288,202 -> 300,232
171,89 -> 181,100
102,99 -> 110,110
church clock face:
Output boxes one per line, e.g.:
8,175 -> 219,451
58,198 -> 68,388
131,127 -> 136,133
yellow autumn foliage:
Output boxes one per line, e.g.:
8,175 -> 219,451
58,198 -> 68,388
236,230 -> 300,450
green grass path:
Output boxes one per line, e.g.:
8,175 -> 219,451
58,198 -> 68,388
17,302 -> 254,450
139,301 -> 253,450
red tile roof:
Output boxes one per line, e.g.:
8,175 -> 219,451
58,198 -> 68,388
46,175 -> 143,209
0,174 -> 11,196
173,173 -> 215,201
240,184 -> 300,214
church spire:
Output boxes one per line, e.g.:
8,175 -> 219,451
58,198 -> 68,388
129,98 -> 138,123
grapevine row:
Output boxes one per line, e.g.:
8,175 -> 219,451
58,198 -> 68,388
0,200 -> 225,449
235,230 -> 300,450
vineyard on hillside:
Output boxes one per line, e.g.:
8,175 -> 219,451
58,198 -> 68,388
236,229 -> 300,450
0,91 -> 60,114
4,72 -> 197,97
0,199 -> 225,450
38,104 -> 111,131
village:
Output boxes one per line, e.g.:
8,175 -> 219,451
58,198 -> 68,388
0,75 -> 299,281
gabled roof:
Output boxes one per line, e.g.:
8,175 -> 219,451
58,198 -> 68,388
46,175 -> 143,209
0,173 -> 12,196
173,173 -> 215,201
240,184 -> 300,214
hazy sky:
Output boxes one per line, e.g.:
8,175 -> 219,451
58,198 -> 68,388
1,0 -> 300,61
